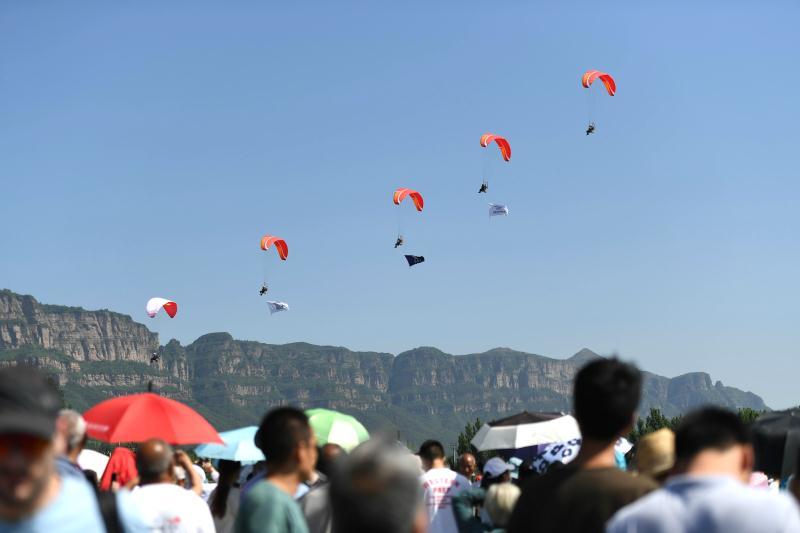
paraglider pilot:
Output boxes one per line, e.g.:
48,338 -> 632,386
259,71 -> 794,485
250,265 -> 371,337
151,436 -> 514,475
478,181 -> 488,194
259,284 -> 269,296
150,351 -> 160,364
394,236 -> 404,248
586,122 -> 596,135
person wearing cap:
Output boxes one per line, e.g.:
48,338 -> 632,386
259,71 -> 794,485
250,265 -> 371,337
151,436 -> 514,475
480,458 -> 514,489
452,481 -> 521,533
0,365 -> 146,532
633,429 -> 675,484
451,457 -> 518,533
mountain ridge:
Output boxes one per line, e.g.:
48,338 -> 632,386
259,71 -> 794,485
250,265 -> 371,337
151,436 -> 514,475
0,289 -> 768,445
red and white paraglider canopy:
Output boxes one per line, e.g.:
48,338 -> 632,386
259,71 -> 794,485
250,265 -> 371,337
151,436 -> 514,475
146,297 -> 177,318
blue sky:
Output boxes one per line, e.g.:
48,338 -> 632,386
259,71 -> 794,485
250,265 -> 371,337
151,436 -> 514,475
2,1 -> 799,408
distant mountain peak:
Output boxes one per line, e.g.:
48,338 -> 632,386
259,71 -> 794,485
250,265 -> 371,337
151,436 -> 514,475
568,348 -> 602,364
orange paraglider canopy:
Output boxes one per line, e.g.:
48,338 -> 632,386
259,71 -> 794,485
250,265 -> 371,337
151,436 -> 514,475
582,70 -> 616,96
480,133 -> 511,162
393,188 -> 424,212
260,235 -> 288,260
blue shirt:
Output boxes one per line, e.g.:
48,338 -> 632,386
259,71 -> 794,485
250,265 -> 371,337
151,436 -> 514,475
0,474 -> 147,533
607,474 -> 800,533
55,457 -> 86,481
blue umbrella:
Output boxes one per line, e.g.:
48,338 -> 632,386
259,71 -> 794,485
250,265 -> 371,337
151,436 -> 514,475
195,426 -> 265,464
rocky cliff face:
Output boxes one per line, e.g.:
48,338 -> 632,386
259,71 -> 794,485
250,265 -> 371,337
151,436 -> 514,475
0,289 -> 770,445
185,333 -> 393,415
0,290 -> 158,362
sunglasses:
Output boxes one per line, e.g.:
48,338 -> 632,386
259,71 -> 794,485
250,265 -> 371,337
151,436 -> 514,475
0,434 -> 51,460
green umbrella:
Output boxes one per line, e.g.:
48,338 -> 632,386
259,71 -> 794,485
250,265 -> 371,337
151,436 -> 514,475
305,408 -> 369,452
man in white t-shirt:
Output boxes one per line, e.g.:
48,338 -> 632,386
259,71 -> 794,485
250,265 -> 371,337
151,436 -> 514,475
419,439 -> 470,533
129,439 -> 215,533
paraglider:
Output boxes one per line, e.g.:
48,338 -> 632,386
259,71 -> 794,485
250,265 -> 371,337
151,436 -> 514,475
405,255 -> 425,267
393,188 -> 424,248
146,298 -> 177,318
582,70 -> 615,134
259,235 -> 287,295
479,133 -> 511,192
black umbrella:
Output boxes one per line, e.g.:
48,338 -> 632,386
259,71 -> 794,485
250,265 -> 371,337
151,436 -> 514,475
752,409 -> 800,480
486,411 -> 566,427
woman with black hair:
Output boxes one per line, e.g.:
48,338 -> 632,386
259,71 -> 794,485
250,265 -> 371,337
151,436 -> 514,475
208,460 -> 242,533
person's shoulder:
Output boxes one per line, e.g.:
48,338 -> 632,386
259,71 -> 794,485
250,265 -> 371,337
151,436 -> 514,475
247,480 -> 293,505
522,464 -> 577,490
114,490 -> 151,533
454,472 -> 471,486
739,484 -> 800,513
243,479 -> 270,498
56,457 -> 86,480
61,472 -> 95,492
606,487 -> 673,532
422,468 -> 453,481
133,482 -> 181,496
59,473 -> 102,508
766,491 -> 800,525
584,468 -> 658,490
137,482 -> 204,504
609,486 -> 669,516
301,483 -> 329,503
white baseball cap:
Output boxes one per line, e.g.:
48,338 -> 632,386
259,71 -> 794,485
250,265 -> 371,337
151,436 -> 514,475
483,457 -> 514,478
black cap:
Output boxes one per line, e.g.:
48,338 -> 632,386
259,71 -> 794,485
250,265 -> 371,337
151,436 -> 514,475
0,365 -> 61,438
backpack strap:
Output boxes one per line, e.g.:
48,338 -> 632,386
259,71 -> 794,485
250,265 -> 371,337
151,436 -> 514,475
96,490 -> 124,533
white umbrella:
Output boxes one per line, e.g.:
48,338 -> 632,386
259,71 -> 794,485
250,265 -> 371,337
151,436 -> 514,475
78,449 -> 109,475
471,412 -> 580,451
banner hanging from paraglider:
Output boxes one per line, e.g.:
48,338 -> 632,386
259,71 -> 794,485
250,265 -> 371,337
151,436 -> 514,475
405,255 -> 425,267
267,301 -> 290,314
489,204 -> 509,217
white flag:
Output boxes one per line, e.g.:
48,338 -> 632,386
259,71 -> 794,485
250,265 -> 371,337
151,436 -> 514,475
489,204 -> 509,217
267,301 -> 290,314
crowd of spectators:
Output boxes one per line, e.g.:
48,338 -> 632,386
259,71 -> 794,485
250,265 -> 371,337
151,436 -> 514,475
1,359 -> 799,533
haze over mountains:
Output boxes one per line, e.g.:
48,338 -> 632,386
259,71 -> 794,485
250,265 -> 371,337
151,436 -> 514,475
0,289 -> 768,445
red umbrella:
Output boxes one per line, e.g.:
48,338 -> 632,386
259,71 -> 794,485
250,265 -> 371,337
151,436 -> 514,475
84,393 -> 223,445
